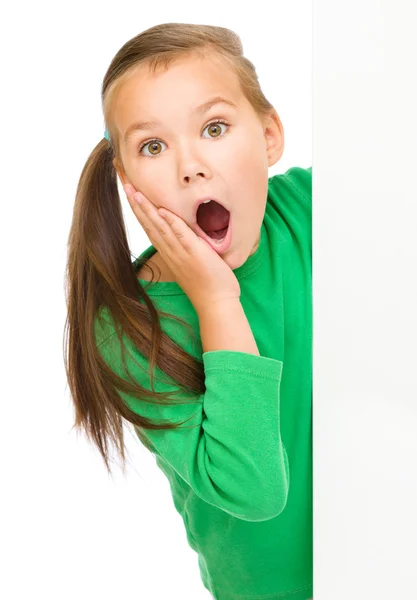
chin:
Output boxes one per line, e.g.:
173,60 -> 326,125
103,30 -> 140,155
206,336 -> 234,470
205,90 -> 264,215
223,250 -> 246,271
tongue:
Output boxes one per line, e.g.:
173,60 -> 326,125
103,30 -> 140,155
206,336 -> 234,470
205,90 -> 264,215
197,201 -> 230,238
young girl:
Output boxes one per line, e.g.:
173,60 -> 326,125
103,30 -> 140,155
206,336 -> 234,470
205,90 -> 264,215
65,23 -> 312,600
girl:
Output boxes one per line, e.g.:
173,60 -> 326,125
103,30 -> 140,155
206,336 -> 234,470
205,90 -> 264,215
65,23 -> 312,600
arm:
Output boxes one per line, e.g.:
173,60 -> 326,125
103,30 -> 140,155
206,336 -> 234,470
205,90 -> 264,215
197,299 -> 260,356
95,307 -> 288,522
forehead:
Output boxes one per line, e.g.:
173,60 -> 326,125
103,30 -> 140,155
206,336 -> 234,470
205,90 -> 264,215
112,54 -> 244,134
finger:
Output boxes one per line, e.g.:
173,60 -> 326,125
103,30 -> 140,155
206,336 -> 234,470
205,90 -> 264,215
122,184 -> 159,239
123,183 -> 136,196
122,185 -> 195,256
127,190 -> 184,255
134,196 -> 170,244
158,209 -> 197,254
123,184 -> 139,209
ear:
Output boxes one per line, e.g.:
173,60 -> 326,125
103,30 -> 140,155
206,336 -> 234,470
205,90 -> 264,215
263,110 -> 285,168
112,158 -> 129,187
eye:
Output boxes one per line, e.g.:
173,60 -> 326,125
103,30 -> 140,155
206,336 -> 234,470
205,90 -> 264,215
138,139 -> 167,158
201,120 -> 229,140
138,119 -> 230,158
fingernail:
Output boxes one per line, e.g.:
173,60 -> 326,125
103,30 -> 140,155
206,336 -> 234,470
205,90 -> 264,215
133,193 -> 142,204
123,184 -> 130,195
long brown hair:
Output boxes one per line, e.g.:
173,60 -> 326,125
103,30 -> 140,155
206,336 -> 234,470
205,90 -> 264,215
64,23 -> 274,475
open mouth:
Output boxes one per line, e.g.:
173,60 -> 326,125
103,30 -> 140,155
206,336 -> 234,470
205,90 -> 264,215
206,225 -> 228,240
196,200 -> 230,240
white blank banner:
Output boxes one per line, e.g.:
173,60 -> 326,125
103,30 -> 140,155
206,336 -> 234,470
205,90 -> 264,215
314,0 -> 417,598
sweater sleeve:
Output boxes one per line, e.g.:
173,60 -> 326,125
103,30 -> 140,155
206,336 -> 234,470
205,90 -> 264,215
95,317 -> 289,523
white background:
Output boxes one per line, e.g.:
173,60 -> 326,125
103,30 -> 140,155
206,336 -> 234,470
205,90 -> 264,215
1,0 -> 416,599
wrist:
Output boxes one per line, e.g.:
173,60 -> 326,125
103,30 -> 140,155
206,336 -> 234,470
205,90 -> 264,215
196,297 -> 241,318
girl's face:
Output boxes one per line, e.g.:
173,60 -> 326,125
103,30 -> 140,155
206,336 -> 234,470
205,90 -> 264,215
113,53 -> 284,271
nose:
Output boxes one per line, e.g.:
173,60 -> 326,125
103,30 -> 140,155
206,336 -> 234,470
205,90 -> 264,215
184,171 -> 205,183
177,140 -> 210,183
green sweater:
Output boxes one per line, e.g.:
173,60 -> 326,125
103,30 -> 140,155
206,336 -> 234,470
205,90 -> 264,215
94,166 -> 313,600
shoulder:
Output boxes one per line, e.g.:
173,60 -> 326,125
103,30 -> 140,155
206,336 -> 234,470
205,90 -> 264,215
268,166 -> 312,206
265,166 -> 312,254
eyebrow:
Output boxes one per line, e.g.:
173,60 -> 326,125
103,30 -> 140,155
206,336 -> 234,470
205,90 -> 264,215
123,96 -> 237,143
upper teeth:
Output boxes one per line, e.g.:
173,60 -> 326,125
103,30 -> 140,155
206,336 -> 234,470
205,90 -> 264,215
202,199 -> 212,204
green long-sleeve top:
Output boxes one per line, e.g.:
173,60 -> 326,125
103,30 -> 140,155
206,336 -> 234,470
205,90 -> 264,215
94,166 -> 313,600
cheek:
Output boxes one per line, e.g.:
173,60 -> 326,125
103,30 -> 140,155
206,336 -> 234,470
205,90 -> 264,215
151,190 -> 172,210
129,177 -> 168,210
232,148 -> 266,190
233,166 -> 268,217
216,138 -> 254,179
230,129 -> 265,169
151,190 -> 180,215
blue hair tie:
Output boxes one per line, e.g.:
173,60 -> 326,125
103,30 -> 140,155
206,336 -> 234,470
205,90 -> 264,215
104,129 -> 110,141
